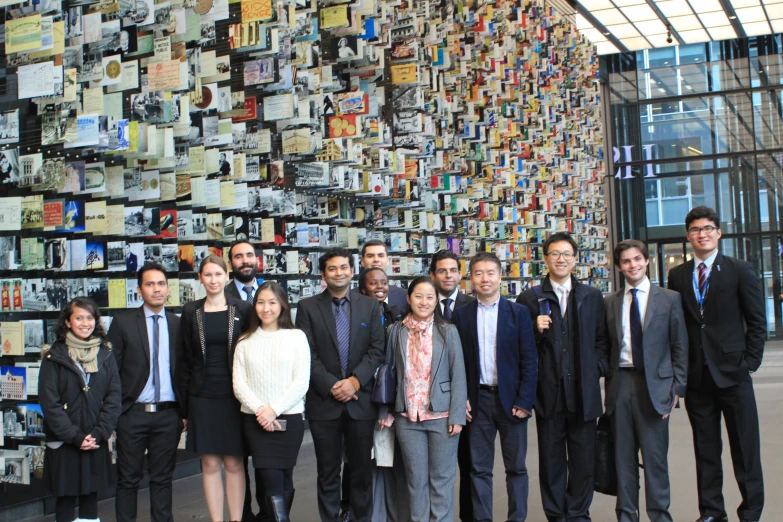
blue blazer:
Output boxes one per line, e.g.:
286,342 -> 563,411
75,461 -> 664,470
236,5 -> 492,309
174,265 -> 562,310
452,297 -> 537,421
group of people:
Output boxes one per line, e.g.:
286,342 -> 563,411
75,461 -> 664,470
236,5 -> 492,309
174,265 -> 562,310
37,205 -> 764,522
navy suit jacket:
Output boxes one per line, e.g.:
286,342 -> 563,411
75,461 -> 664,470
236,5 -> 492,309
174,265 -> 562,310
452,297 -> 537,421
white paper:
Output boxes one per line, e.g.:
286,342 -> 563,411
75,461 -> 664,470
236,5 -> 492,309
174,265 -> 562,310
18,62 -> 58,99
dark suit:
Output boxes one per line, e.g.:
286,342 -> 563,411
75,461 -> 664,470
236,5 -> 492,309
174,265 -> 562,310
605,282 -> 688,522
108,307 -> 185,522
126,252 -> 138,272
225,279 -> 257,303
296,290 -> 385,522
435,291 -> 475,522
668,253 -> 765,521
517,277 -> 609,522
351,284 -> 410,316
452,297 -> 537,522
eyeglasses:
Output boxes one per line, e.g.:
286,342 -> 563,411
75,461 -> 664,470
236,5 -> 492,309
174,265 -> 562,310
687,225 -> 718,236
546,252 -> 575,260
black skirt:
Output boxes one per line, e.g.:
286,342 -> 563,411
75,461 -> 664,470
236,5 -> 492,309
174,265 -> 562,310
187,395 -> 244,457
43,443 -> 113,497
243,413 -> 305,469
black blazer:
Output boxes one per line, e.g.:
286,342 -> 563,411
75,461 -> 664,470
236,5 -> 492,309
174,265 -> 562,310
179,297 -> 252,412
452,297 -> 538,421
668,253 -> 766,388
224,280 -> 250,302
351,284 -> 410,316
107,307 -> 185,415
517,276 -> 610,421
296,290 -> 385,421
434,291 -> 474,321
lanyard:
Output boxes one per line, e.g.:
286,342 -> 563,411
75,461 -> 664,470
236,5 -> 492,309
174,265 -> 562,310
692,265 -> 711,317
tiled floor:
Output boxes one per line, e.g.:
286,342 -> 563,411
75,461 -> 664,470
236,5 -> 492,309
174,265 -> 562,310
27,344 -> 783,522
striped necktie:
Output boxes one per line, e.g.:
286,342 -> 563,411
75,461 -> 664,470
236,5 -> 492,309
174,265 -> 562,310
333,297 -> 350,375
698,263 -> 708,298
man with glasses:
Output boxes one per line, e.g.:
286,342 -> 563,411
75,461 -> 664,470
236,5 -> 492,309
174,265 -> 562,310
668,206 -> 765,522
517,232 -> 609,522
429,249 -> 474,521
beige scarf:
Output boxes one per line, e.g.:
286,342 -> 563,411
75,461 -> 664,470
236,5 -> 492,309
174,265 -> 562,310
65,331 -> 101,373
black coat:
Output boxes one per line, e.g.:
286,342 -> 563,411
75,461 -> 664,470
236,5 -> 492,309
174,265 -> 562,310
179,297 -> 252,410
38,342 -> 121,446
668,253 -> 766,388
517,276 -> 609,421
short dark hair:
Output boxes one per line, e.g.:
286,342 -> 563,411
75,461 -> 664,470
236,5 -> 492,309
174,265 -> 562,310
361,240 -> 387,257
613,239 -> 649,266
228,240 -> 256,259
469,252 -> 501,272
685,206 -> 720,231
429,250 -> 460,273
137,261 -> 168,287
319,247 -> 354,272
543,232 -> 578,256
55,297 -> 108,344
358,267 -> 386,293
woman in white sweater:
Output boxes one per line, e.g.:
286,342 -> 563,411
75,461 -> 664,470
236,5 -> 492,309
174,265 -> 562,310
233,282 -> 311,522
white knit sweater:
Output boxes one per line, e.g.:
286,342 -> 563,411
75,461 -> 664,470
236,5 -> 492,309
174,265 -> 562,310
232,328 -> 311,416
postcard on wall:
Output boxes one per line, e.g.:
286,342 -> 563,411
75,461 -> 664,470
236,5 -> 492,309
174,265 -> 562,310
263,93 -> 295,121
18,62 -> 59,99
241,0 -> 274,23
6,14 -> 43,54
0,197 -> 23,231
0,323 -> 24,356
320,5 -> 348,29
0,366 -> 27,400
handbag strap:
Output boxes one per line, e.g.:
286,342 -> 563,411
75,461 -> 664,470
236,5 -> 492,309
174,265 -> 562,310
532,284 -> 550,316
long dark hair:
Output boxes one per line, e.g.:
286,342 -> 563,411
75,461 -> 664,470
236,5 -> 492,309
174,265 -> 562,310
54,297 -> 108,343
406,276 -> 449,336
238,282 -> 295,342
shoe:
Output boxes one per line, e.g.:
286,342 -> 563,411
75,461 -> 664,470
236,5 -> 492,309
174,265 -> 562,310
264,495 -> 289,522
339,507 -> 352,522
695,517 -> 728,522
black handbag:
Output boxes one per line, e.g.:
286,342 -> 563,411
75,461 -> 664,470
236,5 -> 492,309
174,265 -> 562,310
594,414 -> 617,496
371,322 -> 401,406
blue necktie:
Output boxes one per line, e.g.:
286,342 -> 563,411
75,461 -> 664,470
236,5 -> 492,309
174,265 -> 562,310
151,315 -> 161,402
243,285 -> 255,303
442,298 -> 453,321
630,289 -> 644,369
333,298 -> 350,375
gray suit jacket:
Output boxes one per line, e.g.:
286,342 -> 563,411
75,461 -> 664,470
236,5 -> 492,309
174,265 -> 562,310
379,321 -> 467,426
605,283 -> 688,416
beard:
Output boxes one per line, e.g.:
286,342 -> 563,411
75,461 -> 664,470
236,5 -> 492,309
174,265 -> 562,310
233,265 -> 257,283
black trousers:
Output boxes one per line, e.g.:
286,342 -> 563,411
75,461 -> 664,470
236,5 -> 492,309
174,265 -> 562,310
56,492 -> 97,522
536,395 -> 596,522
115,408 -> 182,522
457,420 -> 472,522
686,368 -> 764,521
309,409 -> 375,522
243,459 -> 268,522
257,467 -> 294,497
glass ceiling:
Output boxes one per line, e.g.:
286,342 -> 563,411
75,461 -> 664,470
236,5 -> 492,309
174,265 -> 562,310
571,0 -> 783,55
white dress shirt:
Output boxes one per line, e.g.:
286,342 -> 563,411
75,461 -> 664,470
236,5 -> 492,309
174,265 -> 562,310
620,276 -> 650,368
477,295 -> 500,385
138,306 -> 176,403
438,288 -> 460,315
550,278 -> 572,316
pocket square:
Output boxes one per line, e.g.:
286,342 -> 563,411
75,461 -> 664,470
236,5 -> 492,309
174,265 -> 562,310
234,317 -> 240,321
361,323 -> 368,327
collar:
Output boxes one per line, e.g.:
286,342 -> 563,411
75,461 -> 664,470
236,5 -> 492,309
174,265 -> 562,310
477,294 -> 500,309
439,287 -> 460,303
143,305 -> 165,319
328,289 -> 351,302
234,278 -> 258,292
550,278 -> 572,295
694,250 -> 718,269
624,276 -> 650,295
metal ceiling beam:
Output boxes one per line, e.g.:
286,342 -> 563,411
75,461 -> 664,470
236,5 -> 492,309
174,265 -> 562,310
644,0 -> 685,46
717,0 -> 748,39
567,0 -> 631,53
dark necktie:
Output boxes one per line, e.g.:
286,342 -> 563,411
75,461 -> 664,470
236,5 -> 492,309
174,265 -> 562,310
630,289 -> 644,369
442,298 -> 453,320
151,314 -> 161,402
333,298 -> 350,375
698,262 -> 708,301
243,285 -> 255,303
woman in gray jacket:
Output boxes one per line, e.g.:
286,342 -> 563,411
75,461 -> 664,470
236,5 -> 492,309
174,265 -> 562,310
378,277 -> 467,522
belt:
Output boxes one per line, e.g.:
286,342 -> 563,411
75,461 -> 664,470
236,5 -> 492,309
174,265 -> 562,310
479,384 -> 498,392
619,367 -> 644,373
131,401 -> 179,413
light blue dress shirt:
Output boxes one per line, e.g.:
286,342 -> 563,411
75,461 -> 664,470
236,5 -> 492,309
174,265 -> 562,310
233,278 -> 259,301
477,296 -> 500,386
137,306 -> 176,403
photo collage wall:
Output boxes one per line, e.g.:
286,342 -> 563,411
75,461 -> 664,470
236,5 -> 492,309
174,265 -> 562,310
0,0 -> 609,489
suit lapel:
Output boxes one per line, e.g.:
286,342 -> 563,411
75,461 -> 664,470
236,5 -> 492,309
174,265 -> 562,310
643,284 -> 660,332
467,300 -> 480,367
317,291 -> 339,352
136,308 -> 151,363
679,260 -> 700,318
349,297 -> 362,362
701,253 -> 722,315
166,311 -> 177,377
612,290 -> 623,347
496,298 -> 508,355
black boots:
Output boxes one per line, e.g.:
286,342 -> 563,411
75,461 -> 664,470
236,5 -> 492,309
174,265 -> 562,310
265,494 -> 289,522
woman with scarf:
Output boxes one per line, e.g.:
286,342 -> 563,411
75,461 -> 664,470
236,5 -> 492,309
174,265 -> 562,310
377,277 -> 467,522
39,297 -> 121,522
